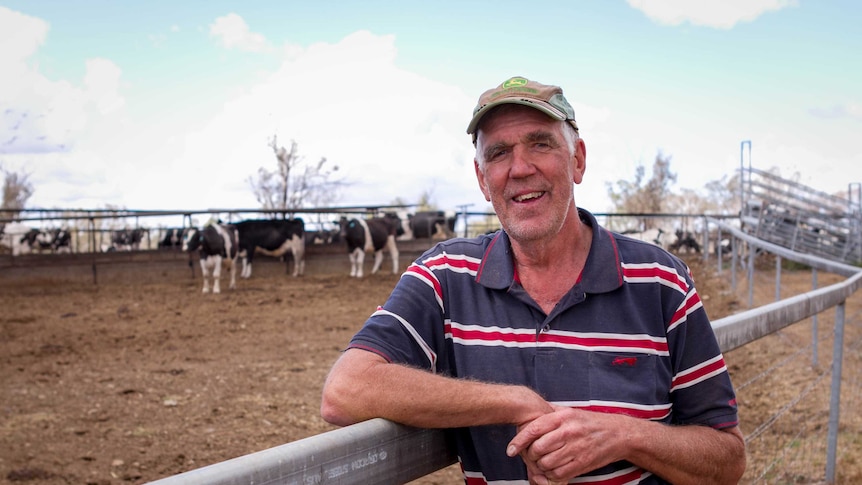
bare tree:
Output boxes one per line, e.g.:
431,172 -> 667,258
702,173 -> 741,216
605,152 -> 677,230
1,165 -> 34,220
249,135 -> 346,218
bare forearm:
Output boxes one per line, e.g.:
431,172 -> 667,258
321,349 -> 552,428
625,419 -> 745,485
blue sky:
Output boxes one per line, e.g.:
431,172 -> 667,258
1,0 -> 860,219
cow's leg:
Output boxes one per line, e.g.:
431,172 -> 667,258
200,258 -> 211,293
350,247 -> 365,278
385,235 -> 400,274
295,251 -> 306,276
240,250 -> 253,278
212,255 -> 223,294
348,250 -> 357,277
370,250 -> 384,275
227,258 -> 237,290
293,242 -> 306,277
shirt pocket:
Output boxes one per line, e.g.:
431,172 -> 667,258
587,351 -> 663,407
534,349 -> 665,408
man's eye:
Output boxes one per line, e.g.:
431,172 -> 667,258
488,149 -> 508,160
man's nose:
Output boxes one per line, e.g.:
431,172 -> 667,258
509,146 -> 537,177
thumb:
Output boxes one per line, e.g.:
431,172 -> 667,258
507,419 -> 549,457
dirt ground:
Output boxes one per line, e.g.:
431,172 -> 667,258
1,249 -> 860,484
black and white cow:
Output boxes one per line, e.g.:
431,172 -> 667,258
20,228 -> 55,252
305,228 -> 340,245
182,223 -> 239,294
232,218 -> 306,278
408,210 -> 458,240
158,228 -> 186,249
669,229 -> 702,253
18,227 -> 72,253
111,228 -> 146,251
50,228 -> 72,253
338,213 -> 403,278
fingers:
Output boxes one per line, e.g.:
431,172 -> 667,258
508,413 -> 560,457
513,421 -> 570,484
511,408 -> 585,484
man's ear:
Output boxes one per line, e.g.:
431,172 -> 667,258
572,138 -> 587,185
475,160 -> 491,201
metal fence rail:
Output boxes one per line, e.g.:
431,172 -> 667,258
148,218 -> 862,485
147,419 -> 455,485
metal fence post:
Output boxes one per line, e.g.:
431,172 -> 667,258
812,269 -> 819,367
775,255 -> 782,302
731,236 -> 738,292
748,242 -> 755,308
825,301 -> 846,484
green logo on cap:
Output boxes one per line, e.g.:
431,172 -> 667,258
502,77 -> 528,89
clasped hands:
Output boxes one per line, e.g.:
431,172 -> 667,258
507,405 -> 621,485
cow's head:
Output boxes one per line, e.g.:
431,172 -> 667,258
182,227 -> 202,252
336,217 -> 349,238
383,212 -> 406,237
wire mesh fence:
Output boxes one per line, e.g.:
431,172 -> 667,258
727,266 -> 862,484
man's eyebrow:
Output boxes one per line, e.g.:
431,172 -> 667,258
482,141 -> 511,160
523,130 -> 559,145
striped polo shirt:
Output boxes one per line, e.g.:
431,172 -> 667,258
348,208 -> 739,485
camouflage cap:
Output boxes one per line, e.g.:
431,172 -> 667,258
466,76 -> 578,142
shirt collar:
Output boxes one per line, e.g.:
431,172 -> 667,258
475,208 -> 624,294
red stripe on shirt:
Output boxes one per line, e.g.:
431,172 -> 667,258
406,263 -> 443,300
541,332 -> 669,353
673,357 -> 727,388
622,265 -> 689,294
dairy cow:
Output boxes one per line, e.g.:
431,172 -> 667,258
338,213 -> 403,278
183,223 -> 239,294
232,218 -> 305,278
669,229 -> 702,253
20,228 -> 55,252
158,228 -> 186,249
111,228 -> 145,251
408,210 -> 457,240
50,228 -> 72,253
18,227 -> 72,253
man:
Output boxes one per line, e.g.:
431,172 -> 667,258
321,76 -> 745,485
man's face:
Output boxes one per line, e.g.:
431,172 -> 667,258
474,105 -> 585,243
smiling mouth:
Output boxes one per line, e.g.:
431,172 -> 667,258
513,191 -> 544,202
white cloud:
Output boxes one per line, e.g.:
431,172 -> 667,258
627,0 -> 798,29
167,29 -> 480,212
209,13 -> 270,53
809,102 -> 862,122
83,59 -> 125,115
0,6 -> 47,64
0,8 -> 127,157
4,11 -> 484,214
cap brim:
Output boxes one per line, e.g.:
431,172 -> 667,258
466,99 -> 567,135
